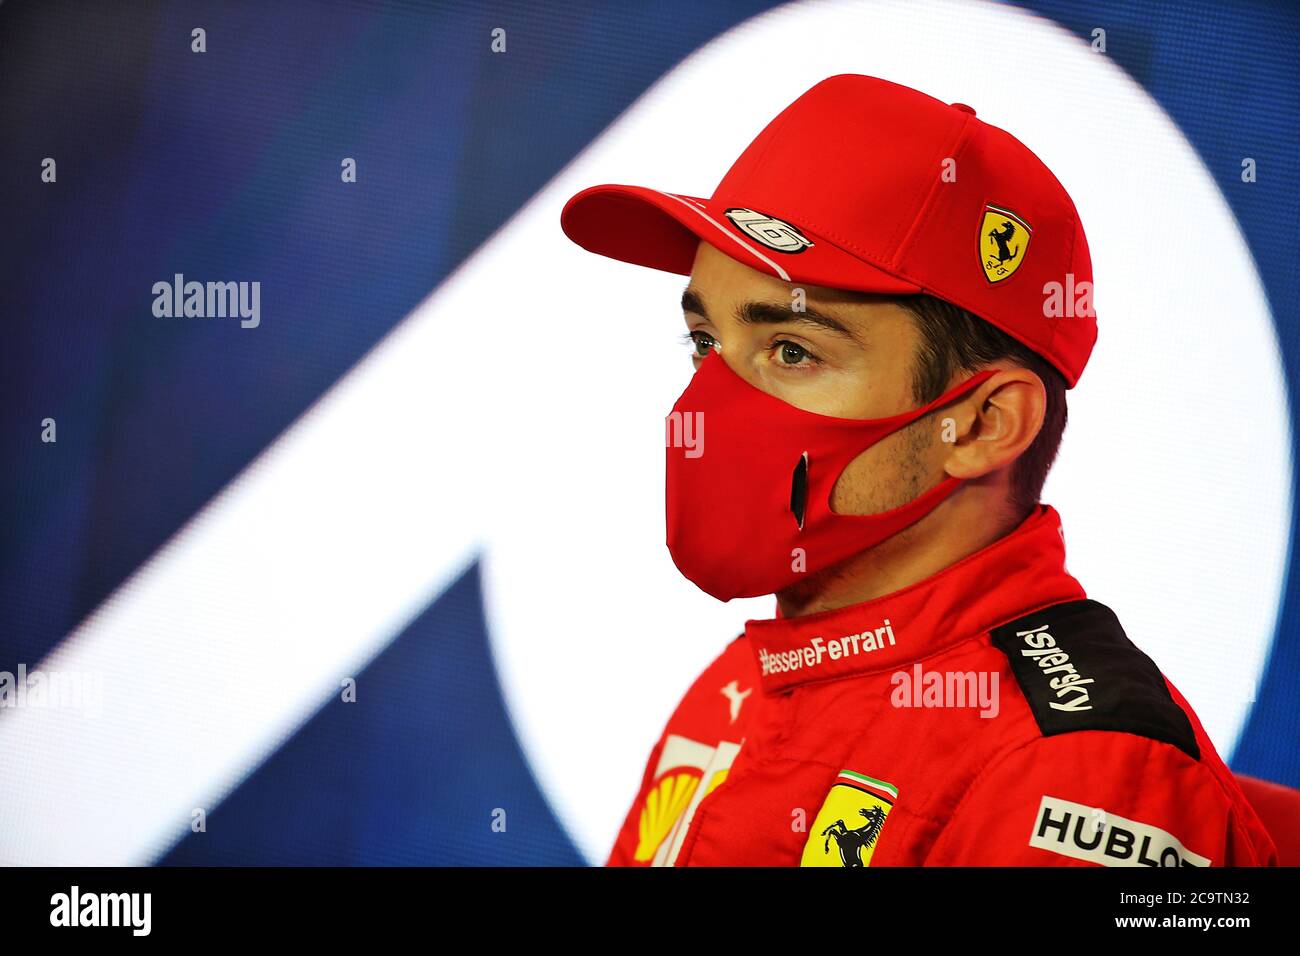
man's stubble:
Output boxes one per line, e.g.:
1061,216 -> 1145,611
775,412 -> 938,608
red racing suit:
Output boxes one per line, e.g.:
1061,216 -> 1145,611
607,505 -> 1279,867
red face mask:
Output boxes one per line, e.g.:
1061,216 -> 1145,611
665,350 -> 996,601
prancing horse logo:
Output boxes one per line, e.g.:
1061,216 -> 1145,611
821,805 -> 888,867
979,203 -> 1032,283
801,771 -> 898,867
988,221 -> 1019,264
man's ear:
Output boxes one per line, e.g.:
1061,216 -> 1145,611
942,368 -> 1045,480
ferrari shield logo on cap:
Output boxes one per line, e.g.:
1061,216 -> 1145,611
801,769 -> 898,867
980,204 -> 1032,283
724,208 -> 814,253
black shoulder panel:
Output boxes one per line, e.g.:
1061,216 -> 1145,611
990,599 -> 1200,761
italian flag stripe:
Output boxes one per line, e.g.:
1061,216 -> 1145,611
838,770 -> 898,799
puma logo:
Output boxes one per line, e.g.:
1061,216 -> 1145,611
720,680 -> 752,723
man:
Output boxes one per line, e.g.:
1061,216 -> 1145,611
559,75 -> 1278,866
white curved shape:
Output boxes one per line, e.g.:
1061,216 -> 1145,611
480,0 -> 1290,863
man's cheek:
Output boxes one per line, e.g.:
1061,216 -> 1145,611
830,435 -> 917,516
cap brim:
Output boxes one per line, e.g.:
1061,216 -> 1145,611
560,184 -> 921,294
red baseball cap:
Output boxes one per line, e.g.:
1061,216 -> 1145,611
561,74 -> 1097,387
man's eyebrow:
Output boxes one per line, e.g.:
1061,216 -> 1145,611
736,300 -> 862,343
681,287 -> 706,318
682,286 -> 863,344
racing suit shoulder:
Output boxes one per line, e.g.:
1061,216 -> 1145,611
922,599 -> 1279,866
604,633 -> 757,866
922,728 -> 1278,866
988,598 -> 1198,758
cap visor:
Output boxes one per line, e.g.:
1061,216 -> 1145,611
560,183 -> 920,294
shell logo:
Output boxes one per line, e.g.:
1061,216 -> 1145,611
704,769 -> 729,798
634,770 -> 701,862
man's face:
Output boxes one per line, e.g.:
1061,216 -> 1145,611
680,240 -> 952,515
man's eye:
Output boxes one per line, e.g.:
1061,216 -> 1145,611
775,340 -> 815,365
685,330 -> 718,358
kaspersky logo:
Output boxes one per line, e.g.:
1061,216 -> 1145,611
1016,621 -> 1094,712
